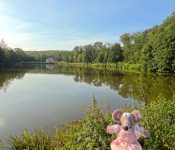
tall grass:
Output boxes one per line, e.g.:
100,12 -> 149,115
9,96 -> 175,150
117,62 -> 142,72
57,62 -> 142,72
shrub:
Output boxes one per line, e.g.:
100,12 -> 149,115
9,96 -> 175,150
9,130 -> 55,150
140,96 -> 175,150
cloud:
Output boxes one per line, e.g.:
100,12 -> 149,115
0,1 -> 120,50
0,14 -> 119,50
0,15 -> 33,31
0,30 -> 119,50
0,13 -> 36,48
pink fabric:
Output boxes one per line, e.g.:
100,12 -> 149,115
107,125 -> 145,150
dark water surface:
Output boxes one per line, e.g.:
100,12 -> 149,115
0,65 -> 175,143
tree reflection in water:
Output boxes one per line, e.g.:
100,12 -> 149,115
0,70 -> 25,92
0,65 -> 175,101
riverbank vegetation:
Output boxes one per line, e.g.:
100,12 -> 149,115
57,62 -> 142,72
1,11 -> 175,72
9,96 -> 175,150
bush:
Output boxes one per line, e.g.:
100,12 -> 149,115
57,105 -> 112,149
140,96 -> 175,150
9,130 -> 55,150
9,96 -> 175,150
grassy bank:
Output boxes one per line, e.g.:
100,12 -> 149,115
58,62 -> 142,72
9,96 -> 175,150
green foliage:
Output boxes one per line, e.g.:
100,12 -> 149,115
82,45 -> 93,64
140,13 -> 175,72
118,11 -> 175,72
120,33 -> 132,61
97,50 -> 105,63
9,96 -> 175,150
122,96 -> 175,150
55,104 -> 112,149
117,62 -> 142,72
107,44 -> 123,63
25,50 -> 72,63
9,130 -> 58,150
0,48 -> 20,67
0,40 -> 35,68
141,96 -> 175,150
25,42 -> 124,65
0,47 -> 4,66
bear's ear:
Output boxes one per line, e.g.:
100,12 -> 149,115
112,110 -> 123,122
131,110 -> 142,122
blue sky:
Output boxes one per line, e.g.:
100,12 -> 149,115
0,0 -> 175,50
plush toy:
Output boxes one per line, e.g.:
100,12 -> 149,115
107,109 -> 150,150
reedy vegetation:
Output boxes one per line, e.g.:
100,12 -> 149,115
9,96 -> 175,150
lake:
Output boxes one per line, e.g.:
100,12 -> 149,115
0,65 -> 175,144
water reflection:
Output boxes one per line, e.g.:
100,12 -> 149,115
0,118 -> 5,128
46,64 -> 54,70
0,65 -> 175,101
0,70 -> 25,92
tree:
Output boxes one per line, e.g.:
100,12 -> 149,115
130,32 -> 148,63
107,43 -> 123,63
82,45 -> 94,64
140,11 -> 175,72
82,49 -> 90,64
14,48 -> 27,61
120,33 -> 132,61
0,47 -> 4,66
97,50 -> 105,63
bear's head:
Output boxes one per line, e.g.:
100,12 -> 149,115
112,110 -> 142,131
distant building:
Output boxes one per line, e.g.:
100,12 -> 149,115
46,57 -> 54,63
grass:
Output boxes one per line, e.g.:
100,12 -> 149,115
57,62 -> 142,72
117,62 -> 142,72
8,95 -> 175,150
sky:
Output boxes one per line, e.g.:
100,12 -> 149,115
0,0 -> 175,51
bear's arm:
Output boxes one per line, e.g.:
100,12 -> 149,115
107,124 -> 121,135
134,124 -> 150,139
142,130 -> 150,138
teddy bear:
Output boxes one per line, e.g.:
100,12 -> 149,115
107,109 -> 150,150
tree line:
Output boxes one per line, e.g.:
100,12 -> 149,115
0,39 -> 34,67
120,11 -> 175,72
0,11 -> 175,72
25,11 -> 175,72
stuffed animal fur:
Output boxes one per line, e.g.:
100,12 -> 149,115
107,110 -> 150,150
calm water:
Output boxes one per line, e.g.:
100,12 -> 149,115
0,65 -> 175,143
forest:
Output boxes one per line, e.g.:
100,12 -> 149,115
0,39 -> 35,67
0,11 -> 175,72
